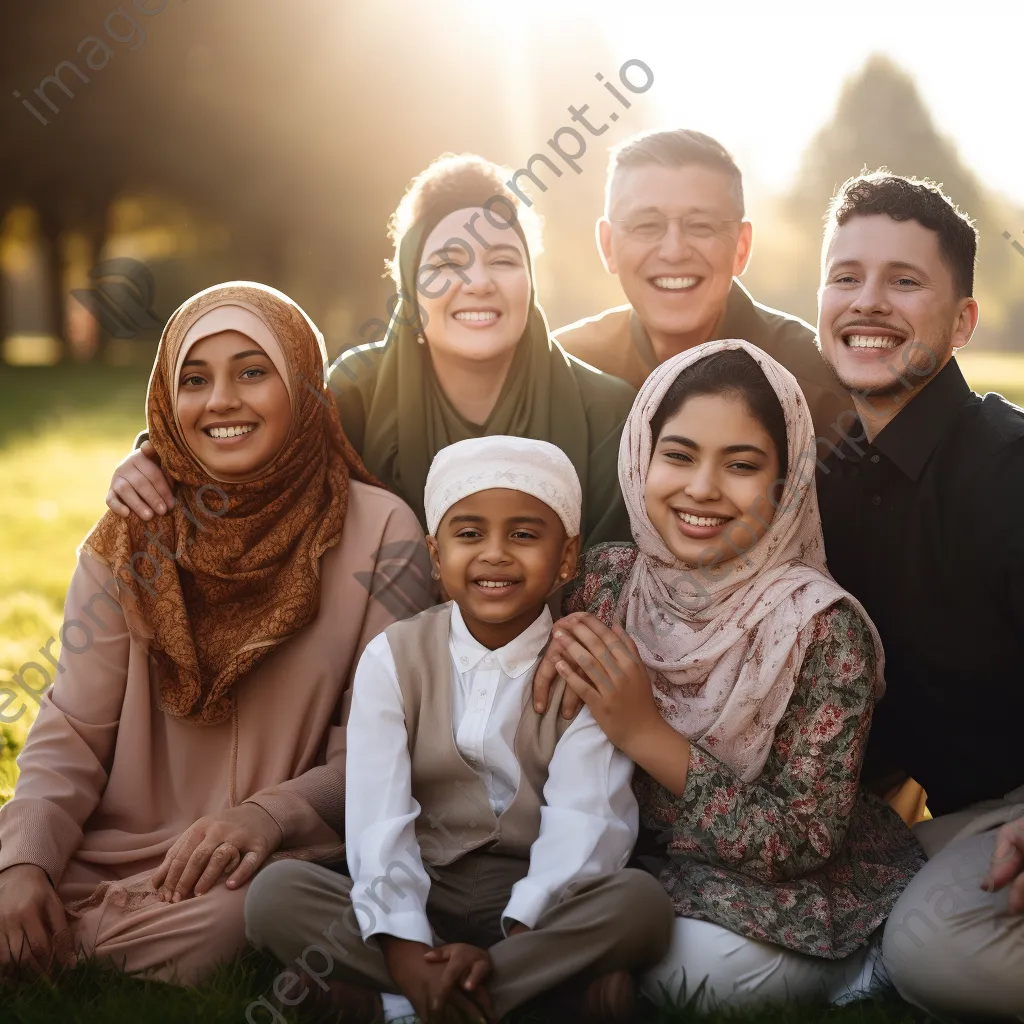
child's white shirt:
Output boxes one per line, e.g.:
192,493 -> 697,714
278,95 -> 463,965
345,603 -> 638,946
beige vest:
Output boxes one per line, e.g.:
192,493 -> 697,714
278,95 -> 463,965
384,603 -> 570,868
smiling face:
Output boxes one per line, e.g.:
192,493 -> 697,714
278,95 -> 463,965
426,488 -> 578,650
416,207 -> 532,367
818,214 -> 978,399
175,330 -> 291,480
645,392 -> 782,569
600,164 -> 752,349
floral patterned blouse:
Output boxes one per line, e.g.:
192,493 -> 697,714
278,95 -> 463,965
565,543 -> 925,959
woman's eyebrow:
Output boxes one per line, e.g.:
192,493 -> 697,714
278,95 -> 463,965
181,349 -> 266,369
722,443 -> 768,457
428,242 -> 472,260
659,434 -> 698,450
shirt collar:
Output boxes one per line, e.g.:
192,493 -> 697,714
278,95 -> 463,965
449,602 -> 553,678
871,357 -> 973,481
710,278 -> 757,341
629,279 -> 751,371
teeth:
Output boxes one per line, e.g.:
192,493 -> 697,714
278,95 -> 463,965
454,311 -> 498,322
677,511 -> 728,528
845,334 -> 900,350
476,580 -> 515,588
653,276 -> 699,290
208,424 -> 256,438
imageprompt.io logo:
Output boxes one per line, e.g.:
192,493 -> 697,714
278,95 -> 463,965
70,258 -> 163,338
1004,230 -> 1024,260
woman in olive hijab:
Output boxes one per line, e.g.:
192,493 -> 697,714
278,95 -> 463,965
332,153 -> 635,549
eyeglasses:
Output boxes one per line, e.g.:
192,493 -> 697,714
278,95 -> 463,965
611,214 -> 742,244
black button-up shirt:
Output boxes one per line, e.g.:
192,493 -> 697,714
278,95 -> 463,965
817,358 -> 1024,816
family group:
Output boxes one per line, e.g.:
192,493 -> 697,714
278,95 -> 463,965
1,128 -> 1021,1022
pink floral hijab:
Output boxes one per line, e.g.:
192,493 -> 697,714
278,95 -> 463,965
617,339 -> 884,782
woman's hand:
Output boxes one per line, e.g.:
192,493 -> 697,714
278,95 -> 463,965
0,864 -> 76,978
552,613 -> 663,756
106,441 -> 174,520
532,612 -> 595,720
555,614 -> 692,794
151,803 -> 283,903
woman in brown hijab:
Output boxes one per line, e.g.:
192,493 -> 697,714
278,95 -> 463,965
0,283 -> 433,985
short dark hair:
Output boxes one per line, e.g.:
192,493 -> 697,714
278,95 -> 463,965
824,171 -> 978,298
650,349 -> 788,482
606,129 -> 745,216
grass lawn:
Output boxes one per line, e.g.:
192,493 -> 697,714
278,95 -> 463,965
1,955 -> 937,1024
4,351 -> 1022,1022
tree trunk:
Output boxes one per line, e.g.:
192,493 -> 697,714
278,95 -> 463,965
36,203 -> 67,362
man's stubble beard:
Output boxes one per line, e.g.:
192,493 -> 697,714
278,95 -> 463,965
820,336 -> 946,401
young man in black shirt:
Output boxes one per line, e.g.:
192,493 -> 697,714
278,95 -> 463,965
815,172 -> 1024,1016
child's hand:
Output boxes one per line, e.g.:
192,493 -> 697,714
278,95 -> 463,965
381,938 -> 444,1021
423,943 -> 494,1021
553,613 -> 663,757
382,938 -> 491,1023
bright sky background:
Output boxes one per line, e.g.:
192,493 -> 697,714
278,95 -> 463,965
512,0 -> 1024,207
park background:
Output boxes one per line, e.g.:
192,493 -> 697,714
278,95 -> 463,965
0,2 -> 1022,1020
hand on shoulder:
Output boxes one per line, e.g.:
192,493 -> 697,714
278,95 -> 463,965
105,440 -> 174,520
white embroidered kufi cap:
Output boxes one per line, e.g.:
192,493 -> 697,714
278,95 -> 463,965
424,435 -> 582,538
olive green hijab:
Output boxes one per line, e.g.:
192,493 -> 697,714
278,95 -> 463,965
361,191 -> 593,529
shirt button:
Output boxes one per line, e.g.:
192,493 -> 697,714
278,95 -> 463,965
478,688 -> 487,696
484,655 -> 493,665
508,663 -> 516,673
460,656 -> 469,666
871,494 -> 881,505
870,454 -> 880,464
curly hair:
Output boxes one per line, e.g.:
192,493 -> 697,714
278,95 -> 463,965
824,171 -> 977,298
386,153 -> 543,289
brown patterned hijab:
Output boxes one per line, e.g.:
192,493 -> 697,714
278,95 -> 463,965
83,282 -> 377,725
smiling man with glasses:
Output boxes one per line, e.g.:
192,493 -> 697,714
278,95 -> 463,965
555,129 -> 851,442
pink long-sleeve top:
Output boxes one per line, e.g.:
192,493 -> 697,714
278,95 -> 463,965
0,482 -> 433,907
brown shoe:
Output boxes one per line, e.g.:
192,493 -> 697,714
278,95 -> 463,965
324,978 -> 384,1023
579,969 -> 635,1023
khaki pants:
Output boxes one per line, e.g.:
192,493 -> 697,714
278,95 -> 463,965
244,851 -> 673,1020
881,784 -> 1024,1018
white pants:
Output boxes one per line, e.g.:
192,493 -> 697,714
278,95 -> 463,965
642,917 -> 877,1012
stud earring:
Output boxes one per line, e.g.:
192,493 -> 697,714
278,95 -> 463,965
416,332 -> 427,345
560,571 -> 568,579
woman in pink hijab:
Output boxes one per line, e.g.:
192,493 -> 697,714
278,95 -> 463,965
534,340 -> 924,1010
